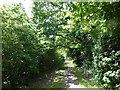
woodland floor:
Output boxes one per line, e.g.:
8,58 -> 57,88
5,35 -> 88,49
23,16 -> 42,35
24,60 -> 100,89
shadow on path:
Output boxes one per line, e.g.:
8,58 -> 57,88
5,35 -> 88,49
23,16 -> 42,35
48,61 -> 86,89
27,61 -> 86,89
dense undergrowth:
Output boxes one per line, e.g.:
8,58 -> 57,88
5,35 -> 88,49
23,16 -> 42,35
1,4 -> 64,88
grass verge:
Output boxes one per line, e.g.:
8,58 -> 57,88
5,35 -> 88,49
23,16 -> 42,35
72,67 -> 102,88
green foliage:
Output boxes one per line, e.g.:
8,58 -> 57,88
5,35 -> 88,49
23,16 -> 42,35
1,4 -> 39,87
97,51 -> 120,89
68,2 -> 120,89
2,4 -> 64,88
1,2 -> 120,89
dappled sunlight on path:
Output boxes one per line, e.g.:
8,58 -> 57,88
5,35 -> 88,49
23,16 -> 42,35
52,60 -> 86,88
27,60 -> 86,88
60,61 -> 85,88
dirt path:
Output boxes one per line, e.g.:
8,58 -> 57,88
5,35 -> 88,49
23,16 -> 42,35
54,61 -> 86,89
27,61 -> 86,89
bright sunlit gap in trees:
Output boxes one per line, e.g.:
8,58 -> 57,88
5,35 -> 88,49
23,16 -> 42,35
0,0 -> 32,17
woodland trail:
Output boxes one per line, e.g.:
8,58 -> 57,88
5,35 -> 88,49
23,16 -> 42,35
27,60 -> 86,89
55,61 -> 86,89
